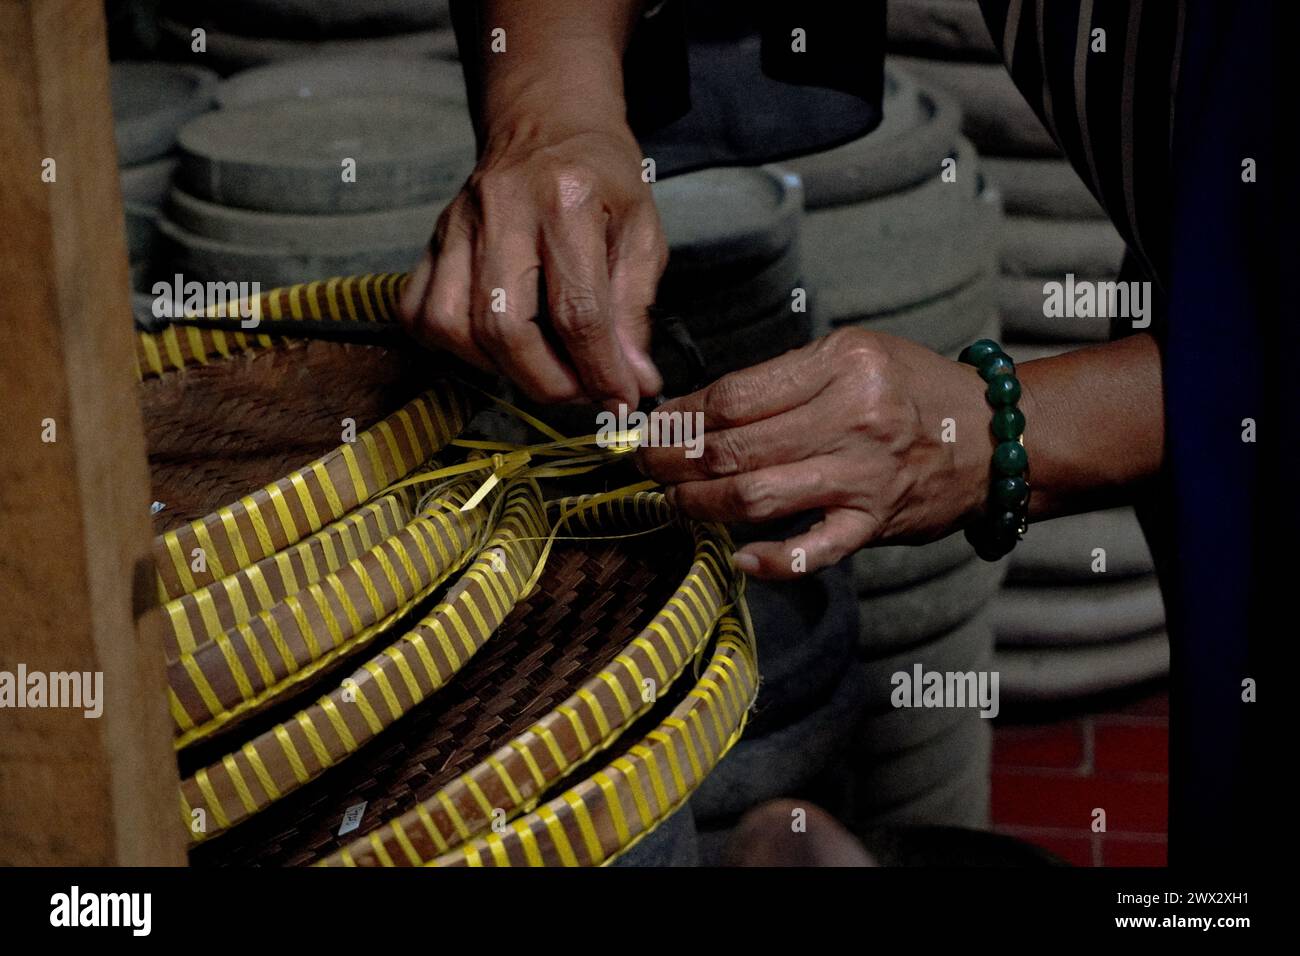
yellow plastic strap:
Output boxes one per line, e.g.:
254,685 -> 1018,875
319,494 -> 736,867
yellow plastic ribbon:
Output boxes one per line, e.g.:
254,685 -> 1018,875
383,387 -> 647,518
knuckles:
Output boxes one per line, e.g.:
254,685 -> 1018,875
700,431 -> 745,477
729,473 -> 778,522
470,161 -> 609,218
547,166 -> 599,213
825,327 -> 889,380
549,290 -> 603,339
702,376 -> 755,429
466,167 -> 514,209
823,328 -> 904,433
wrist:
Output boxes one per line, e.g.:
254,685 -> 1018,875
481,41 -> 628,140
1012,358 -> 1045,517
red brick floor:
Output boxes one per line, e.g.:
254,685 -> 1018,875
990,684 -> 1169,867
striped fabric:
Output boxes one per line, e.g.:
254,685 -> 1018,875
979,0 -> 1184,290
326,493 -> 739,867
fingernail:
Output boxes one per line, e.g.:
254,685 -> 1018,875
732,552 -> 760,574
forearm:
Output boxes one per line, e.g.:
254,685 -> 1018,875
476,0 -> 643,133
1015,332 -> 1165,520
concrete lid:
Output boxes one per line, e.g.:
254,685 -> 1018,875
164,187 -> 443,250
991,575 -> 1167,646
217,54 -> 466,109
994,631 -> 1170,701
782,68 -> 963,209
159,18 -> 459,75
1000,216 -> 1127,278
1009,507 -> 1156,583
653,166 -> 802,271
175,95 -> 473,212
982,156 -> 1108,220
890,55 -> 1061,158
112,62 -> 218,165
179,94 -> 471,168
120,155 -> 180,205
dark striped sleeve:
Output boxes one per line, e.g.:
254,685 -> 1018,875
979,0 -> 1185,291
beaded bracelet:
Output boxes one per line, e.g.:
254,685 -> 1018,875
958,338 -> 1029,561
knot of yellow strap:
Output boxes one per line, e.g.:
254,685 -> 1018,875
458,450 -> 532,512
357,380 -> 693,601
386,382 -> 649,518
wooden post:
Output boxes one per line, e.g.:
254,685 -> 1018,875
0,0 -> 184,865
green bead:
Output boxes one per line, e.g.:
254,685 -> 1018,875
959,339 -> 1003,367
979,355 -> 1016,381
991,475 -> 1029,509
991,510 -> 1024,540
965,524 -> 1012,561
986,374 -> 1022,406
991,407 -> 1026,440
992,440 -> 1028,476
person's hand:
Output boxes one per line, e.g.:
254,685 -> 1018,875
637,328 -> 1010,580
400,107 -> 666,407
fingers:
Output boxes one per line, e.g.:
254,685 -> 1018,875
609,204 -> 668,397
638,398 -> 832,484
658,339 -> 837,431
471,207 -> 583,403
667,454 -> 842,526
540,203 -> 636,406
403,147 -> 665,406
402,199 -> 495,372
733,507 -> 874,581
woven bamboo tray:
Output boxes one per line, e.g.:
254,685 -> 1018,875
136,274 -> 758,865
188,492 -> 747,866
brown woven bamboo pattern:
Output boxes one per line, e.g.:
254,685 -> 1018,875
133,273 -> 755,866
167,473 -> 491,749
340,614 -> 758,867
159,485 -> 422,661
181,480 -> 550,844
153,381 -> 472,606
325,493 -> 735,867
144,340 -> 426,535
189,513 -> 701,866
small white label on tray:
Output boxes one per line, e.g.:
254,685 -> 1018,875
338,801 -> 367,836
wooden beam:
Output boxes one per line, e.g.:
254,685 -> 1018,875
0,0 -> 184,865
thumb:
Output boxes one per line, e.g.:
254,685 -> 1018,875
732,508 -> 872,580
